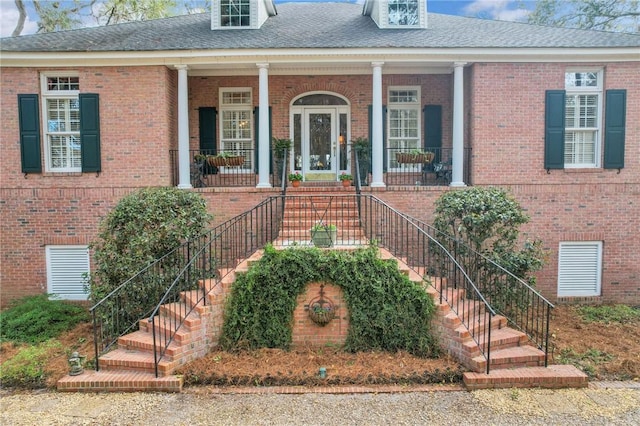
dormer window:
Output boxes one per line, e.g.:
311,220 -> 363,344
363,0 -> 427,29
211,0 -> 277,30
388,0 -> 419,26
221,0 -> 251,27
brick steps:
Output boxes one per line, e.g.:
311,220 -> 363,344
392,255 -> 588,390
57,370 -> 183,393
463,365 -> 589,390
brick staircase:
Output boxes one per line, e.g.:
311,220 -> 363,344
382,249 -> 588,390
58,272 -> 236,392
59,192 -> 587,392
273,191 -> 367,247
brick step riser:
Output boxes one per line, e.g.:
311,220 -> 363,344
139,321 -> 197,345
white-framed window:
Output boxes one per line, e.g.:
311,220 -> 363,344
388,86 -> 421,169
388,0 -> 419,26
220,88 -> 253,171
564,70 -> 602,168
557,241 -> 602,297
41,73 -> 81,172
46,245 -> 90,301
220,0 -> 251,27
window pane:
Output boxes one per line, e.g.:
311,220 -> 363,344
222,91 -> 251,105
221,0 -> 251,27
49,135 -> 81,169
565,131 -> 596,165
388,0 -> 419,26
565,72 -> 598,88
47,76 -> 79,91
222,110 -> 252,139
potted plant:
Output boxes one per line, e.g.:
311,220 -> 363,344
310,222 -> 337,247
396,149 -> 435,164
288,171 -> 303,187
308,301 -> 335,326
207,151 -> 244,167
273,137 -> 292,183
338,172 -> 352,187
352,137 -> 370,186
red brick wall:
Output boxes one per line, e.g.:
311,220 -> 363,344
1,63 -> 638,307
1,65 -> 180,306
291,282 -> 349,348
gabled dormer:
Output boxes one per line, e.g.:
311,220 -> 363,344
211,0 -> 277,30
363,0 -> 428,29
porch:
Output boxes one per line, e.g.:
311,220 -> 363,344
171,146 -> 471,188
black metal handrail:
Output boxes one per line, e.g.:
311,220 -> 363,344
357,196 -> 497,372
407,217 -> 554,366
147,197 -> 284,376
90,197 -> 285,375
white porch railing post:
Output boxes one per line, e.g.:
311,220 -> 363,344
371,61 -> 385,188
176,65 -> 192,189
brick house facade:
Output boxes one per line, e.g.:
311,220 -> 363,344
1,1 -> 639,307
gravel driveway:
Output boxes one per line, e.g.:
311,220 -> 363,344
1,383 -> 638,425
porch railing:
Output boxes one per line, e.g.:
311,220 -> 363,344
170,148 -> 288,188
171,146 -> 470,188
354,146 -> 471,187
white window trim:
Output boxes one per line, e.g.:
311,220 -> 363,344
46,245 -> 90,301
387,86 -> 421,171
557,241 -> 603,297
40,71 -> 81,173
219,88 -> 253,173
564,69 -> 603,169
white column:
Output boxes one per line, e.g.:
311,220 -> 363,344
176,65 -> 192,189
370,61 -> 385,188
256,63 -> 272,188
450,62 -> 467,187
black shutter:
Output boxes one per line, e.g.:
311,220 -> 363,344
368,104 -> 387,172
423,105 -> 442,162
603,89 -> 626,170
79,93 -> 101,173
544,90 -> 565,170
198,107 -> 217,154
254,106 -> 272,174
18,94 -> 42,174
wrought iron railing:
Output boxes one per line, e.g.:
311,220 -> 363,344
170,148 -> 288,188
90,197 -> 285,376
91,191 -> 550,376
357,196 -> 497,372
408,217 -> 554,365
353,146 -> 471,186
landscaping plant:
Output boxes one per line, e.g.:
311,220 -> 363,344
220,245 -> 438,357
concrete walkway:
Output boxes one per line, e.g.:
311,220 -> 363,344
1,382 -> 638,425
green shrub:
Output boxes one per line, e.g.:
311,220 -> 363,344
220,245 -> 438,357
0,295 -> 88,344
432,187 -> 546,314
578,305 -> 640,324
88,187 -> 212,303
0,340 -> 62,388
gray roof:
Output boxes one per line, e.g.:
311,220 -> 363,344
2,3 -> 639,52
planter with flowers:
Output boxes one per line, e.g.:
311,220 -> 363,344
310,222 -> 337,247
288,171 -> 303,187
338,172 -> 352,187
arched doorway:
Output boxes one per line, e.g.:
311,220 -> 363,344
290,92 -> 350,181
